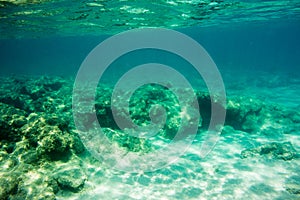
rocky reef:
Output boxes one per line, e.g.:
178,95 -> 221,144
0,75 -> 299,199
0,76 -> 85,199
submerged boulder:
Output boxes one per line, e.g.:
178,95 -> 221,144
20,113 -> 84,159
54,168 -> 87,192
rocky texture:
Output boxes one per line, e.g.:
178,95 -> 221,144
0,76 -> 85,199
0,102 -> 27,143
225,96 -> 300,136
0,76 -> 66,113
54,168 -> 87,192
97,84 -> 202,140
0,173 -> 19,199
11,171 -> 58,200
0,148 -> 85,199
0,150 -> 59,200
0,75 -> 299,199
20,113 -> 84,159
103,128 -> 152,153
240,142 -> 298,161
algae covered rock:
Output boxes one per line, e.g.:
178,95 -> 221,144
108,84 -> 201,139
69,131 -> 86,155
20,113 -> 84,159
0,152 -> 19,171
93,84 -> 202,153
21,114 -> 70,152
0,173 -> 20,199
95,86 -> 118,128
54,168 -> 87,192
11,170 -> 57,200
225,97 -> 264,132
19,149 -> 39,164
0,102 -> 27,142
127,84 -> 181,139
223,94 -> 300,138
37,127 -> 71,155
103,128 -> 152,153
0,102 -> 28,155
241,142 -> 298,161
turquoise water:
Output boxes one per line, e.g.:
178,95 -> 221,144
0,1 -> 300,199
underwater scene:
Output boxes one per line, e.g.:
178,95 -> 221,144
1,0 -> 300,199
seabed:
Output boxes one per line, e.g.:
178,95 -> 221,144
0,72 -> 299,199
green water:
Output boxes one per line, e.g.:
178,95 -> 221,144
1,0 -> 300,38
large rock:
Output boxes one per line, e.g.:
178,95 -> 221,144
54,168 -> 87,192
108,85 -> 201,139
20,113 -> 84,159
21,114 -> 71,156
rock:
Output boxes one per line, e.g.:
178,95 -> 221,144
0,102 -> 27,142
69,132 -> 85,154
37,127 -> 71,154
0,95 -> 28,112
54,168 -> 87,192
109,84 -> 201,139
0,76 -> 86,200
224,95 -> 300,137
103,128 -> 152,153
225,97 -> 264,132
21,114 -> 73,159
221,125 -> 235,135
0,174 -> 19,200
12,171 -> 57,200
20,150 -> 39,164
45,114 -> 69,130
0,156 -> 18,171
241,142 -> 297,160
